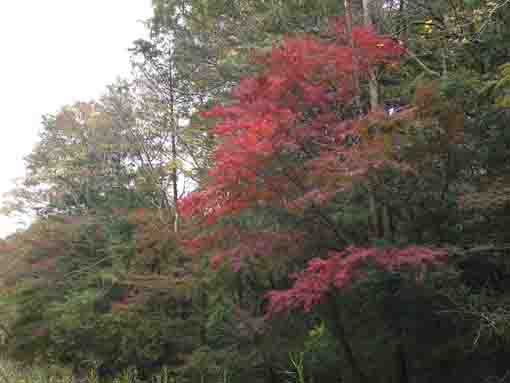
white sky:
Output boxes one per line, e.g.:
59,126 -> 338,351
0,1 -> 152,238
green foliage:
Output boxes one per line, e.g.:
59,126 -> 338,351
2,1 -> 510,383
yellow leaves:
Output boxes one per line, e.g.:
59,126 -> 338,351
218,48 -> 243,66
494,63 -> 510,91
225,48 -> 239,57
424,19 -> 434,34
308,322 -> 326,338
164,159 -> 185,174
385,62 -> 400,73
495,95 -> 510,108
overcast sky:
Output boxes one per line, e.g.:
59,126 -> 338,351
0,1 -> 152,238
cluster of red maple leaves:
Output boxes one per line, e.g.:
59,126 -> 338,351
179,20 -> 446,316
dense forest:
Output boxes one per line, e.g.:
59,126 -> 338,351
1,0 -> 510,382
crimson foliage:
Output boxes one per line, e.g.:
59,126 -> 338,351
179,20 -> 445,315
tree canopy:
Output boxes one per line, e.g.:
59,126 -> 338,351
2,1 -> 510,382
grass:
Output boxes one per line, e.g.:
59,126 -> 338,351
0,359 -> 173,383
0,358 -> 74,383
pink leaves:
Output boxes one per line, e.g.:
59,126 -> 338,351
267,246 -> 447,316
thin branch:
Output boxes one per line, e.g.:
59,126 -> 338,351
404,49 -> 441,77
478,0 -> 510,35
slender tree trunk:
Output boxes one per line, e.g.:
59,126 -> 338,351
399,0 -> 408,46
362,0 -> 384,238
441,41 -> 448,78
167,53 -> 180,233
198,284 -> 208,344
344,0 -> 354,37
362,0 -> 379,110
374,0 -> 385,32
369,188 -> 381,238
382,204 -> 394,242
395,341 -> 410,383
171,123 -> 179,233
330,295 -> 367,383
368,70 -> 379,111
265,357 -> 277,383
344,0 -> 362,115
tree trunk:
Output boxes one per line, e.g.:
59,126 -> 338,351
362,0 -> 383,233
362,0 -> 379,111
167,52 -> 180,233
382,204 -> 394,242
330,295 -> 367,383
171,123 -> 179,233
369,189 -> 382,239
398,0 -> 408,46
344,0 -> 362,115
395,341 -> 410,383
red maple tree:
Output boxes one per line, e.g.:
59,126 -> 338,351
179,20 -> 446,315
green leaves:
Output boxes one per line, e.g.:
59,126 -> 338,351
464,0 -> 481,8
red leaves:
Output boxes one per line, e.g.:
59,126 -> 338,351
177,21 -> 449,324
267,246 -> 447,316
178,23 -> 433,314
180,24 -> 404,227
